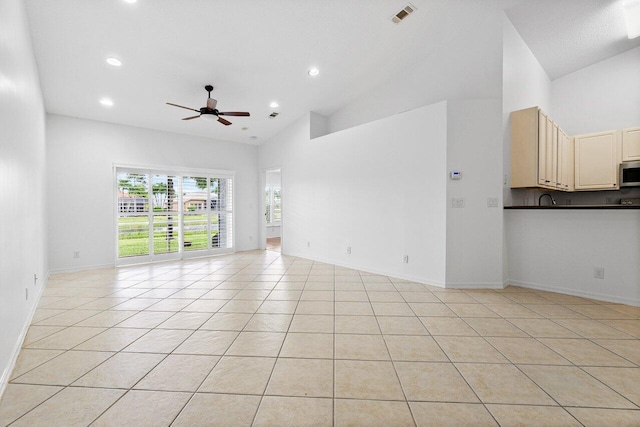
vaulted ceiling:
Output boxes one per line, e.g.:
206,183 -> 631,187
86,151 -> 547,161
25,0 -> 638,144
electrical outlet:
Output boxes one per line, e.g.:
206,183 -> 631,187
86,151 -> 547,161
403,255 -> 409,264
307,241 -> 310,248
25,288 -> 28,300
346,246 -> 351,254
594,267 -> 605,279
451,198 -> 465,208
73,251 -> 80,258
34,274 -> 38,286
487,197 -> 499,207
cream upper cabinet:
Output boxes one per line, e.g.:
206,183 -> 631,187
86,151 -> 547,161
557,128 -> 574,191
511,106 -> 567,191
537,111 -> 557,187
574,130 -> 620,190
622,127 -> 640,162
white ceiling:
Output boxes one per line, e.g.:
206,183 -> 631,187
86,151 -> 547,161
504,0 -> 640,80
25,0 -> 638,144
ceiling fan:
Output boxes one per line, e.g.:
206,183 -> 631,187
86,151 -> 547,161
166,85 -> 250,126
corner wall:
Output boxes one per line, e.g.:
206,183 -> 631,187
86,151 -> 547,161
46,115 -> 260,272
551,46 -> 640,136
259,104 -> 449,286
0,0 -> 48,395
327,3 -> 503,135
446,99 -> 504,288
502,15 -> 552,207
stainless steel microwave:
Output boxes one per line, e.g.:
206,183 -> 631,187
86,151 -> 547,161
620,161 -> 640,187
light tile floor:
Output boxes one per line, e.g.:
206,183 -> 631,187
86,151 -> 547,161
1,250 -> 639,426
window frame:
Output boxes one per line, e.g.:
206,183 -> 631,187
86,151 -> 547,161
114,164 -> 235,266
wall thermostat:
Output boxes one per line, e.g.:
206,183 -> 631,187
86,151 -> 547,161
449,171 -> 462,180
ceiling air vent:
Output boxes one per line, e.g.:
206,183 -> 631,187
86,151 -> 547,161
391,4 -> 416,24
269,112 -> 279,119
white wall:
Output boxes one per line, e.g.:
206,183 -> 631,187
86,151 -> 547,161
506,210 -> 640,306
260,104 -> 449,286
502,19 -> 640,304
46,115 -> 259,272
446,100 -> 504,288
502,15 -> 552,206
551,46 -> 640,136
327,4 -> 503,135
266,171 -> 281,187
0,0 -> 48,394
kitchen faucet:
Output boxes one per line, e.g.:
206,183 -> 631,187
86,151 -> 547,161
539,193 -> 556,206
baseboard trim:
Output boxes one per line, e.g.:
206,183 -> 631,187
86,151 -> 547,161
0,272 -> 49,401
284,251 -> 445,288
445,282 -> 506,290
49,263 -> 115,274
509,280 -> 640,307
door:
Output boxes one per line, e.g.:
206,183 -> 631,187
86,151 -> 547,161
116,168 -> 234,265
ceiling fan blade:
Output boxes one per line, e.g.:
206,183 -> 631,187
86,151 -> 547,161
166,102 -> 200,112
207,98 -> 218,110
218,111 -> 250,117
182,115 -> 201,120
217,117 -> 232,126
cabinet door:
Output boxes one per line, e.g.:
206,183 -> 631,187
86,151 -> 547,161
574,131 -> 619,190
551,121 -> 559,188
538,110 -> 558,188
537,110 -> 547,186
557,129 -> 573,191
622,127 -> 640,162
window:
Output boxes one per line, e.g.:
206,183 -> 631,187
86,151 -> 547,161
116,167 -> 234,263
265,186 -> 281,224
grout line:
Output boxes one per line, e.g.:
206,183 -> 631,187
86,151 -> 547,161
5,251 -> 640,425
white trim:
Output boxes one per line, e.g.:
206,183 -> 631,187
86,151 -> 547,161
508,280 -> 640,307
445,282 -> 506,289
285,251 -> 445,288
260,166 -> 282,251
49,263 -> 116,274
0,272 -> 49,401
113,162 -> 235,177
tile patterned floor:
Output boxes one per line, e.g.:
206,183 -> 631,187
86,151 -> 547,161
1,250 -> 639,426
266,238 -> 281,253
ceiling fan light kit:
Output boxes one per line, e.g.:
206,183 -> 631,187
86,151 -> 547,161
166,85 -> 250,126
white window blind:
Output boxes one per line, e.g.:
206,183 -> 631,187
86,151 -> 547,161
116,168 -> 234,262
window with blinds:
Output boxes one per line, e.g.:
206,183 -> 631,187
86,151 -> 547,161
116,168 -> 234,263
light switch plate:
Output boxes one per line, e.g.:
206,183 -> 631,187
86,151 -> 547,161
452,198 -> 465,208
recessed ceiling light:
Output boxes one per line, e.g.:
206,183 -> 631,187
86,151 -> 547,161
623,0 -> 640,39
269,101 -> 279,109
250,136 -> 258,140
106,57 -> 122,67
308,67 -> 320,76
241,127 -> 248,131
100,98 -> 114,107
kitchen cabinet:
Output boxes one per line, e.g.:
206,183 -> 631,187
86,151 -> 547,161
574,130 -> 620,190
557,128 -> 574,191
622,127 -> 640,162
511,106 -> 570,191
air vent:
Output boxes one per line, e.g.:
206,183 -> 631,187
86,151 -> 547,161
269,112 -> 279,119
391,4 -> 416,24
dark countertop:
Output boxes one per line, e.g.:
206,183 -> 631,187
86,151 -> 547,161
505,205 -> 640,209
